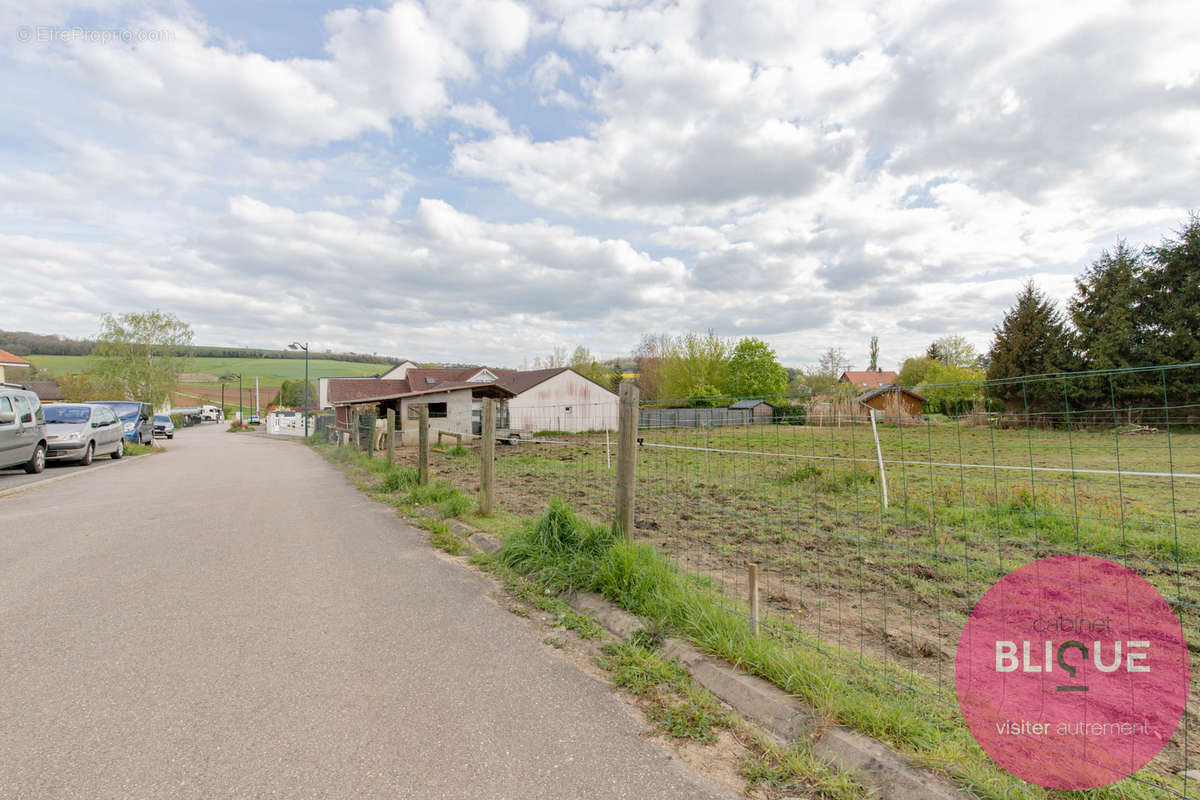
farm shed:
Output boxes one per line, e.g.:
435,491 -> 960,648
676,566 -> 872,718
728,399 -> 774,424
855,386 -> 925,422
0,348 -> 30,383
17,380 -> 65,403
329,376 -> 514,446
494,368 -> 618,433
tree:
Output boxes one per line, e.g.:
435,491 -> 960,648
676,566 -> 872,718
986,282 -> 1076,410
725,337 -> 788,398
271,379 -> 317,408
897,356 -> 936,387
927,335 -> 979,368
87,311 -> 194,406
867,335 -> 880,372
533,345 -> 568,369
568,345 -> 617,388
1141,214 -> 1200,367
922,362 -> 985,416
660,329 -> 733,400
633,333 -> 674,402
817,347 -> 849,379
1069,241 -> 1144,371
58,372 -> 97,402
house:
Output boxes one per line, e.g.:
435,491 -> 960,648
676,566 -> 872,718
855,386 -> 925,421
0,348 -> 30,383
18,380 -> 65,403
729,399 -> 775,425
839,370 -> 899,389
327,365 -> 620,442
316,360 -> 417,410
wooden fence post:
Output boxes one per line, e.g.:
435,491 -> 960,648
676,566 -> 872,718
480,397 -> 495,516
418,406 -> 429,486
614,381 -> 639,539
748,563 -> 760,635
351,407 -> 361,451
385,408 -> 395,466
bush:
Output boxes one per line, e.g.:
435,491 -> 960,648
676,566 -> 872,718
773,401 -> 807,425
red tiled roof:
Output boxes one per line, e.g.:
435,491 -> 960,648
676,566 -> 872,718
0,348 -> 31,366
839,370 -> 898,388
328,378 -> 411,404
493,367 -> 569,395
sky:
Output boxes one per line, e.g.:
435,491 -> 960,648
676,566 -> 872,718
1,0 -> 1197,371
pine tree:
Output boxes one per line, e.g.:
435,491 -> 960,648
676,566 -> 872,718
1070,241 -> 1144,370
1141,214 -> 1200,400
986,281 -> 1076,410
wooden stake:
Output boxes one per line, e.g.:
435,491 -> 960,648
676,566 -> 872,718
480,397 -> 495,516
614,381 -> 639,539
385,408 -> 395,466
418,406 -> 429,485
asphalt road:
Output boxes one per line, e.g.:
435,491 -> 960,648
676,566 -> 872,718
0,423 -> 733,799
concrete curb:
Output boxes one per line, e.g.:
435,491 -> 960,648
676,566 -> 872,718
441,520 -> 973,800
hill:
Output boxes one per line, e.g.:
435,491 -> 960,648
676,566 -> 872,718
23,354 -> 387,383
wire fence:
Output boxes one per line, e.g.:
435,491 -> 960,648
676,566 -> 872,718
355,362 -> 1198,797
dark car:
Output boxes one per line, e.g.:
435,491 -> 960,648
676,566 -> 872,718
92,401 -> 154,445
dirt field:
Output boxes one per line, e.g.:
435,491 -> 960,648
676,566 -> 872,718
399,418 -> 1200,772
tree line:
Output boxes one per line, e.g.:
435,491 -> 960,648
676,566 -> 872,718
0,329 -> 401,365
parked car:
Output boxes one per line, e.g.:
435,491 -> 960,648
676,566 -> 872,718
92,401 -> 154,444
44,403 -> 125,464
153,414 -> 175,439
0,382 -> 47,473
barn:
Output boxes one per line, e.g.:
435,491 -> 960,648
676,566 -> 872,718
855,386 -> 925,421
728,399 -> 775,425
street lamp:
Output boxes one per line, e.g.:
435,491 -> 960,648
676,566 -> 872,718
230,373 -> 243,424
289,341 -> 309,435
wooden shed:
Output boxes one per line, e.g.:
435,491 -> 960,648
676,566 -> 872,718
855,386 -> 925,422
729,399 -> 775,425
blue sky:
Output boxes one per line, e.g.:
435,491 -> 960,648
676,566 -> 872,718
1,0 -> 1197,370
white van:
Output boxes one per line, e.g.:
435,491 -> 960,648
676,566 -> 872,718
200,405 -> 222,422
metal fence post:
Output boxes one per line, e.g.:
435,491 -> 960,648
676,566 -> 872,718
614,381 -> 639,539
385,408 -> 395,466
480,397 -> 495,515
418,406 -> 429,486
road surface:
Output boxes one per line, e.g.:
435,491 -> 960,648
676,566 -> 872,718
0,424 -> 733,799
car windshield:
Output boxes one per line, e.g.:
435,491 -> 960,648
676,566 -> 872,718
44,406 -> 91,424
154,415 -> 170,423
100,401 -> 141,420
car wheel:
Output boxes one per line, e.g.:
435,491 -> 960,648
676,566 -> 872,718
24,443 -> 45,474
111,439 -> 124,460
167,434 -> 174,439
79,441 -> 94,466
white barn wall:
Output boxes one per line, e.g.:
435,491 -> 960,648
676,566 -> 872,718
506,371 -> 618,432
398,389 -> 473,445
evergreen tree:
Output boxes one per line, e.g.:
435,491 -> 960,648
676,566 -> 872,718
986,281 -> 1076,410
1069,241 -> 1144,370
1142,214 -> 1200,366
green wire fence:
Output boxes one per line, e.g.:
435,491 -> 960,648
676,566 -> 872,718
375,362 -> 1198,798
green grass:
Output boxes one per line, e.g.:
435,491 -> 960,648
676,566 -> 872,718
24,354 -> 386,382
123,442 -> 156,456
492,500 -> 1187,800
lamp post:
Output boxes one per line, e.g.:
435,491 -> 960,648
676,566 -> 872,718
289,341 -> 310,435
231,373 -> 243,423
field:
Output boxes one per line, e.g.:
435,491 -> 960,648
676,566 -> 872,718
402,413 -> 1200,777
22,354 -> 387,383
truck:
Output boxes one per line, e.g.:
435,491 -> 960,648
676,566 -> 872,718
200,405 -> 223,422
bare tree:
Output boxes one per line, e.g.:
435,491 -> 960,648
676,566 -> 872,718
868,335 -> 880,372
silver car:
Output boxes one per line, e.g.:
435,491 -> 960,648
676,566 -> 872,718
44,403 -> 126,465
0,383 -> 47,473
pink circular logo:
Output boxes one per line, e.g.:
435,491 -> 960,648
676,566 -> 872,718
956,555 -> 1188,789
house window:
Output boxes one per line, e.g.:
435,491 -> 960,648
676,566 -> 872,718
409,402 -> 448,419
428,402 -> 447,418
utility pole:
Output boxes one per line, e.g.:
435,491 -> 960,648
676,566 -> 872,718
290,341 -> 310,435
